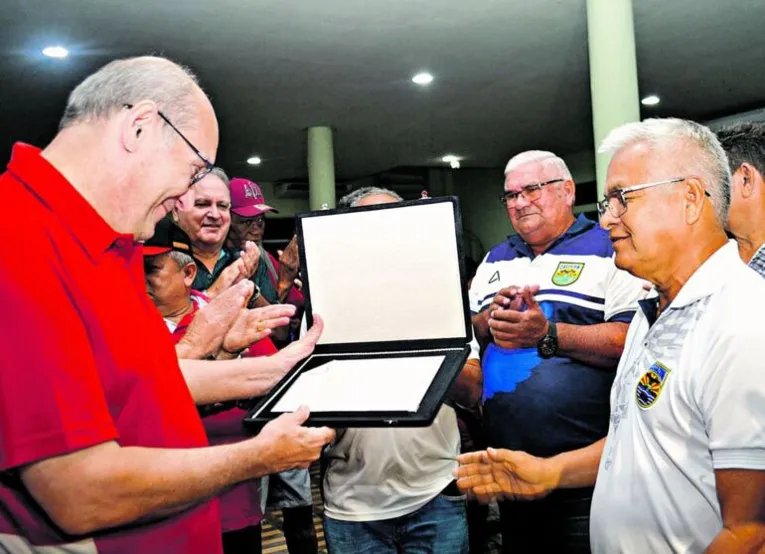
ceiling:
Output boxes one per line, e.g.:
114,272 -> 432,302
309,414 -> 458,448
1,0 -> 764,184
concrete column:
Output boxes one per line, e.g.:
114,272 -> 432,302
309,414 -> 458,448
587,0 -> 641,198
307,126 -> 336,210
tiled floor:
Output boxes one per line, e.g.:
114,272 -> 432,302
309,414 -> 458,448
260,464 -> 502,553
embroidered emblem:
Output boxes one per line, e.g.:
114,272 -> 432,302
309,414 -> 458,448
551,262 -> 584,286
635,361 -> 671,409
243,183 -> 261,200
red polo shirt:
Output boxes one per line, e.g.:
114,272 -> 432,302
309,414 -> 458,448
0,144 -> 222,553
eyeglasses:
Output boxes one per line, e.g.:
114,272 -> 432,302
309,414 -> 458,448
123,104 -> 214,185
597,177 -> 711,219
499,179 -> 564,207
234,215 -> 265,228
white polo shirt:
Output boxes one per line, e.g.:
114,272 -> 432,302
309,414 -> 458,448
590,242 -> 765,553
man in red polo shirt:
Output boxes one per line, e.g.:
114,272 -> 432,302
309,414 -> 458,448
0,56 -> 334,553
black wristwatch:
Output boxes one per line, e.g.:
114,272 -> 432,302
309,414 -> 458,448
537,321 -> 558,359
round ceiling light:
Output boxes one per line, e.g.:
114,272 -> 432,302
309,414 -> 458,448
42,46 -> 69,59
412,72 -> 434,86
246,156 -> 262,166
641,95 -> 660,106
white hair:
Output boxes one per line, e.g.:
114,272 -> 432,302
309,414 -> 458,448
339,186 -> 403,208
599,118 -> 731,224
59,56 -> 202,131
504,150 -> 573,180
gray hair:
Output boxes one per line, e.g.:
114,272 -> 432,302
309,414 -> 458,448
210,166 -> 230,188
59,56 -> 201,132
168,250 -> 195,270
339,186 -> 403,208
599,118 -> 731,224
504,150 -> 573,181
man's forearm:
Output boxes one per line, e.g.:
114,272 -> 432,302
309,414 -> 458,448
549,437 -> 605,490
705,525 -> 765,553
21,438 -> 272,536
471,311 -> 491,349
557,322 -> 628,369
179,357 -> 287,404
448,359 -> 482,409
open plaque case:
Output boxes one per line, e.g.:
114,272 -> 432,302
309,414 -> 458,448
244,197 -> 472,428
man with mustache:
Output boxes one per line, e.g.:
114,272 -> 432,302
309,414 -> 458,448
467,151 -> 645,552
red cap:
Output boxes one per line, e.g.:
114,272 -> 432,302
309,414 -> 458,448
230,178 -> 279,217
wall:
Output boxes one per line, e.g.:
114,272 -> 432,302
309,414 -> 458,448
259,181 -> 310,217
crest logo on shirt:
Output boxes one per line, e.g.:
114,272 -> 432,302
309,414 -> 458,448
551,262 -> 584,286
635,361 -> 671,409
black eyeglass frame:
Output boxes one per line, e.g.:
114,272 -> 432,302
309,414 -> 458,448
123,103 -> 214,185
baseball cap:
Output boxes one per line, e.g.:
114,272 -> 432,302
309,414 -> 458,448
143,218 -> 193,256
230,177 -> 279,217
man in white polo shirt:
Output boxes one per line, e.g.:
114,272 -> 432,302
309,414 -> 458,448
455,118 -> 765,553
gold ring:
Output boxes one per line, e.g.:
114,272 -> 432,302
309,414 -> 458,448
256,322 -> 265,332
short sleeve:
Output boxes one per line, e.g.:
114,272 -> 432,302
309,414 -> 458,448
0,254 -> 118,471
604,256 -> 647,323
469,253 -> 493,315
696,318 -> 765,470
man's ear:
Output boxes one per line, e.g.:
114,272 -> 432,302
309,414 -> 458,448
562,179 -> 576,207
121,101 -> 160,154
183,262 -> 197,288
684,177 -> 707,225
739,163 -> 760,200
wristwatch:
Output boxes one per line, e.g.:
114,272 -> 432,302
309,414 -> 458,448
247,283 -> 262,308
537,321 -> 558,359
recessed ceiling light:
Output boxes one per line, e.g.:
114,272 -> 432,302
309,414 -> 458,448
42,46 -> 68,59
442,154 -> 461,169
412,72 -> 434,86
246,156 -> 262,166
641,95 -> 660,106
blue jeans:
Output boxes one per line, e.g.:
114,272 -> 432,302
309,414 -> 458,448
324,493 -> 468,554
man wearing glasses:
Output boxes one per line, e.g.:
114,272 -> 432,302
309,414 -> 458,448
467,150 -> 645,553
457,118 -> 765,553
0,56 -> 334,554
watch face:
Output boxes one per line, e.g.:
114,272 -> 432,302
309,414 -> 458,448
538,335 -> 557,358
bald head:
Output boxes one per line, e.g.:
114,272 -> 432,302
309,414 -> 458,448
59,56 -> 210,132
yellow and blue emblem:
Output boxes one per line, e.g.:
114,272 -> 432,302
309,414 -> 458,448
635,361 -> 671,409
551,262 -> 584,286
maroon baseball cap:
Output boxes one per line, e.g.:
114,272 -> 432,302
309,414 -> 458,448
229,178 -> 279,217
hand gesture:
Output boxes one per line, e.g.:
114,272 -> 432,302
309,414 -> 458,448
250,406 -> 335,474
238,241 -> 261,281
271,314 -> 324,372
489,285 -> 549,349
177,281 -> 252,359
277,236 -> 300,281
454,448 -> 558,504
222,304 -> 297,354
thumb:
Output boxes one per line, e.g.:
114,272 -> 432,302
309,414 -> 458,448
522,287 -> 539,310
487,447 -> 509,463
288,405 -> 310,425
305,313 -> 324,344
